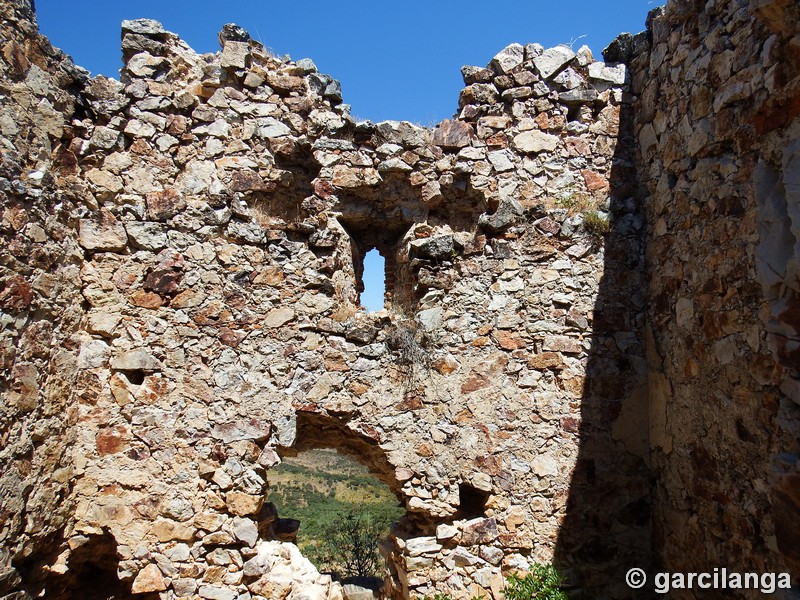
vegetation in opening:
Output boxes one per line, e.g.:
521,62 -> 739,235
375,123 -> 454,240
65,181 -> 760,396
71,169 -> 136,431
267,449 -> 404,578
504,563 -> 569,600
310,509 -> 385,578
582,210 -> 610,237
360,248 -> 385,312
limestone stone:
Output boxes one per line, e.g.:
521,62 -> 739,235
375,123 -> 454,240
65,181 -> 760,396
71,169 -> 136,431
79,210 -> 128,252
436,524 -> 459,542
405,537 -> 442,557
479,197 -> 523,232
533,45 -> 575,79
410,235 -> 453,260
211,420 -> 271,443
122,19 -> 167,37
264,307 -> 295,328
198,585 -> 237,600
124,118 -> 156,138
110,349 -> 162,371
131,564 -> 167,594
220,41 -> 250,69
152,518 -> 194,542
530,454 -> 559,477
588,61 -> 627,85
87,312 -> 121,337
491,43 -> 525,74
450,547 -> 483,567
77,338 -> 110,369
480,545 -> 504,565
512,130 -> 559,154
342,582 -> 379,599
173,578 -> 199,596
226,492 -> 263,517
487,149 -> 514,172
460,83 -> 499,105
125,221 -> 167,250
88,126 -> 120,150
461,518 -> 499,546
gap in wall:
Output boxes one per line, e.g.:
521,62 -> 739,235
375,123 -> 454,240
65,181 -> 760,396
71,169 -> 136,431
360,248 -> 386,312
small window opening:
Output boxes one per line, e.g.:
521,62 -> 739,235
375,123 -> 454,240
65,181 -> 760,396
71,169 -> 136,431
360,248 -> 386,312
566,105 -> 580,123
120,370 -> 146,385
457,483 -> 489,519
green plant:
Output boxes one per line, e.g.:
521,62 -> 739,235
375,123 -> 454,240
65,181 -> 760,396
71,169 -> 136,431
582,210 -> 610,237
504,563 -> 568,600
306,509 -> 389,579
552,188 -> 594,215
554,195 -> 579,210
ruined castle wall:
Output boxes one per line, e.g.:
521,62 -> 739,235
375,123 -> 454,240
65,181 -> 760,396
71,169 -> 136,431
630,0 -> 800,588
4,0 -> 799,598
0,3 -> 652,598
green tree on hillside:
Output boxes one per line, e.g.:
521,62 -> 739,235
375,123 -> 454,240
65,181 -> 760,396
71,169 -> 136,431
308,510 -> 386,578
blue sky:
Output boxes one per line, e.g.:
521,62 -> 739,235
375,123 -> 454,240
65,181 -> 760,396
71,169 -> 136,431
362,250 -> 384,312
36,1 -> 655,126
35,1 -> 656,312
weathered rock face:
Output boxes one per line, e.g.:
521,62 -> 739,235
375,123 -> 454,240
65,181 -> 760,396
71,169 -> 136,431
0,0 -> 89,596
0,0 -> 798,598
631,0 -> 800,589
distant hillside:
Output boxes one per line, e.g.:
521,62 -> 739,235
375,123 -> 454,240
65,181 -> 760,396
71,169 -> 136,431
267,448 -> 405,564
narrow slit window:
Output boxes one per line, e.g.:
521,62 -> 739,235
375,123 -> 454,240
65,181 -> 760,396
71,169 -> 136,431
360,248 -> 385,312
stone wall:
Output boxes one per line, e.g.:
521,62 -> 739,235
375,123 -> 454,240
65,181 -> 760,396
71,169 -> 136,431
0,4 -> 650,598
0,0 -> 89,593
0,0 -> 799,598
630,0 -> 800,594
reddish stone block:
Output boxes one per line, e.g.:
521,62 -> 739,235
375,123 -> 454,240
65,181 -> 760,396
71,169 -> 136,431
0,275 -> 34,311
96,425 -> 129,456
144,269 -> 183,295
146,188 -> 185,221
230,170 -> 275,192
581,169 -> 610,193
130,290 -> 163,309
431,119 -> 474,149
528,352 -> 564,370
219,327 -> 246,348
461,372 -> 489,393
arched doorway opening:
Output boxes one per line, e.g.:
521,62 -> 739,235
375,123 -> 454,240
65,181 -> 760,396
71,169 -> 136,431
266,411 -> 417,598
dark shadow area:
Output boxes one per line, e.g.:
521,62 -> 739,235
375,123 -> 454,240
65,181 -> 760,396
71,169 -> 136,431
455,483 -> 489,520
15,531 -> 142,600
552,70 -> 654,599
